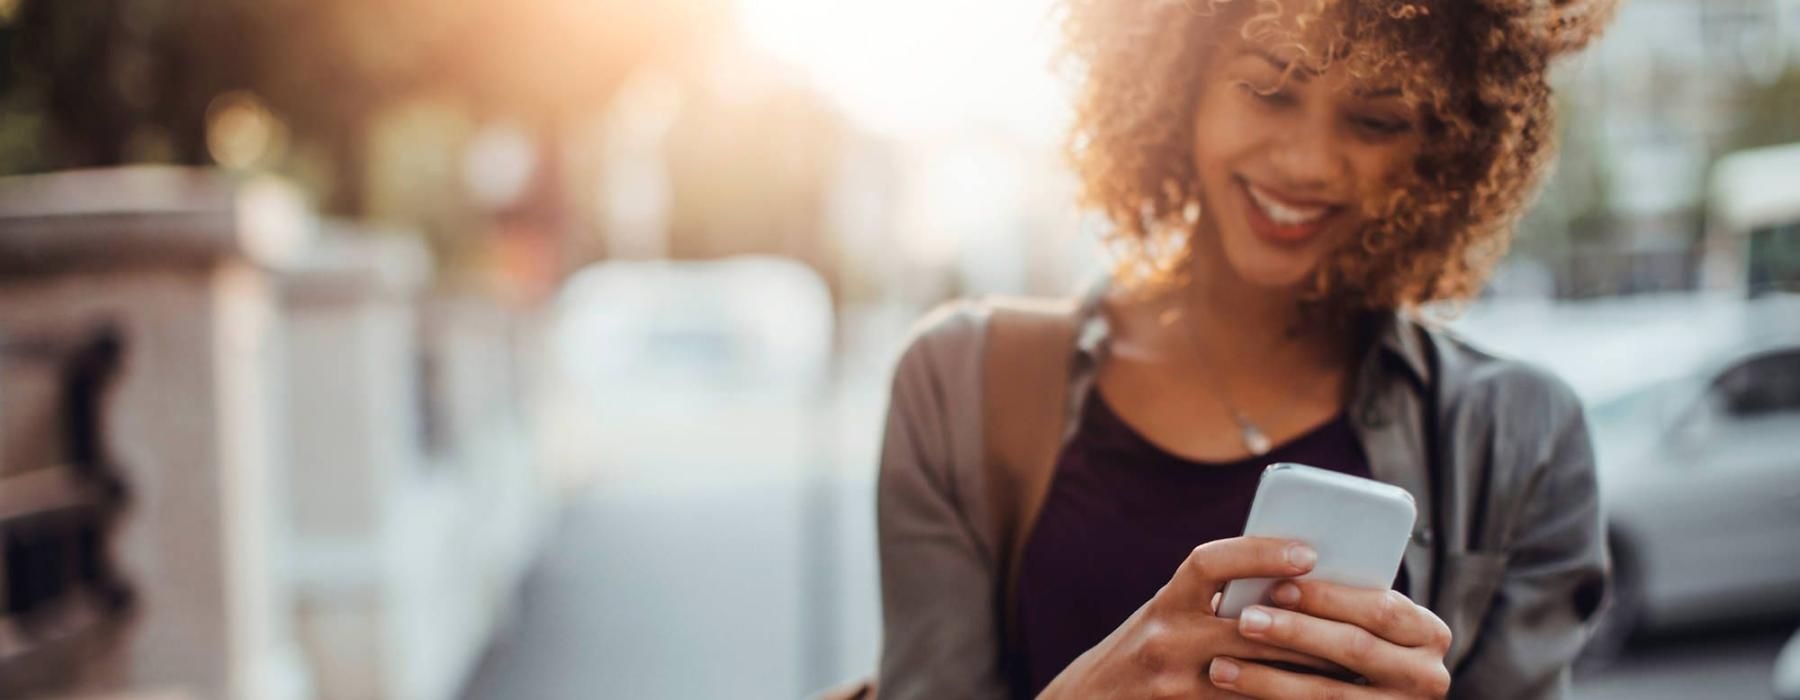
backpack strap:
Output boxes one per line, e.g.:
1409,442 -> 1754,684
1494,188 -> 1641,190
980,296 -> 1081,671
821,296 -> 1082,700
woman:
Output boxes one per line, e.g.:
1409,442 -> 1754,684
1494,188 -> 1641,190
874,0 -> 1617,698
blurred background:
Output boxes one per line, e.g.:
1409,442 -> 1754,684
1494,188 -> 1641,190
0,0 -> 1795,698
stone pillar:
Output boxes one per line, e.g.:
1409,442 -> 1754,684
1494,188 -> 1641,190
279,231 -> 550,700
415,294 -> 549,696
276,228 -> 437,700
0,166 -> 312,700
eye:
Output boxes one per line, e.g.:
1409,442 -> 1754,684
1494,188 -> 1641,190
1351,114 -> 1411,138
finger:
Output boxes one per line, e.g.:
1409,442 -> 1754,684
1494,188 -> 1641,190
1209,656 -> 1385,700
1190,615 -> 1348,674
1269,580 -> 1452,651
1236,605 -> 1448,692
1160,537 -> 1316,611
1197,684 -> 1255,700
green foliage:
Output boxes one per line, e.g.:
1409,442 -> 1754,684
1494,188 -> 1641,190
1725,65 -> 1800,153
0,0 -> 719,209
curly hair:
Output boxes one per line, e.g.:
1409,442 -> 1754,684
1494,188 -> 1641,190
1059,0 -> 1617,312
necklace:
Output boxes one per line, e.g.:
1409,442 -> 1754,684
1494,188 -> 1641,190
1164,299 -> 1307,458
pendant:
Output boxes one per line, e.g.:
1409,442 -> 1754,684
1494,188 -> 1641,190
1241,423 -> 1272,457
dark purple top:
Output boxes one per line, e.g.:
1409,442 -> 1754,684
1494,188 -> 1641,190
1014,390 -> 1405,698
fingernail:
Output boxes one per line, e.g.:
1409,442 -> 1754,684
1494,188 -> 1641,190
1287,544 -> 1317,569
1272,582 -> 1301,606
1240,607 -> 1272,633
1210,657 -> 1240,684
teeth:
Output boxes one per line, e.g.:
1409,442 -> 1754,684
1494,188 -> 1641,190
1247,184 -> 1329,226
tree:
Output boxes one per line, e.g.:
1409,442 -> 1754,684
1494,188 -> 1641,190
1723,65 -> 1800,153
0,0 -> 719,216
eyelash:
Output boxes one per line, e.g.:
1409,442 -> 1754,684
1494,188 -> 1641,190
1353,116 -> 1411,137
1236,82 -> 1411,138
1238,81 -> 1293,106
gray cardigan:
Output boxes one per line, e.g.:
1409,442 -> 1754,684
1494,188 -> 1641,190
875,284 -> 1609,699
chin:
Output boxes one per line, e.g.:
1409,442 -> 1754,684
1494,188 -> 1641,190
1218,233 -> 1323,291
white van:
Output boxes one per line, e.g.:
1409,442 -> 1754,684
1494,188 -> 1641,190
1707,142 -> 1800,296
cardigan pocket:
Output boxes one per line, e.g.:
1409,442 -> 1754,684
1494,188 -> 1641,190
1437,551 -> 1509,670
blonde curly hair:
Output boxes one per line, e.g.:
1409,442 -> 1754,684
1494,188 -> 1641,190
1059,0 -> 1617,312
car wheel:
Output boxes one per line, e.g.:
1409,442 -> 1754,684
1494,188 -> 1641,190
1580,532 -> 1643,668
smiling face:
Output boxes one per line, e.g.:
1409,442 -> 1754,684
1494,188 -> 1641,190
1065,0 -> 1612,310
1189,29 -> 1425,291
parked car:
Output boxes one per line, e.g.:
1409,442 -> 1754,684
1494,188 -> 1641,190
1587,330 -> 1800,650
1708,141 -> 1800,296
1455,294 -> 1800,658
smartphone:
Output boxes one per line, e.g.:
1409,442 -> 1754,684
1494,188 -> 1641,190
1216,462 -> 1417,619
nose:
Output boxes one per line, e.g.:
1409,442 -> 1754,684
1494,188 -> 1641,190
1267,121 -> 1347,194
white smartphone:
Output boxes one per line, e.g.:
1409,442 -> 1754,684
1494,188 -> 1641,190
1216,462 -> 1417,619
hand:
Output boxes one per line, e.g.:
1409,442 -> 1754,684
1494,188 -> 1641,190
1039,537 -> 1339,699
1207,579 -> 1453,699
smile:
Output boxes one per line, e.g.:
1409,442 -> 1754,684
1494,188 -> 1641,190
1238,179 -> 1342,245
1245,182 -> 1333,224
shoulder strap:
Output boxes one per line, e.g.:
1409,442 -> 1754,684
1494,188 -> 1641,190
820,297 -> 1079,700
980,295 -> 1080,670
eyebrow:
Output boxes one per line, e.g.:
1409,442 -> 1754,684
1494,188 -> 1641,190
1240,48 -> 1404,99
1356,86 -> 1404,99
1243,48 -> 1312,81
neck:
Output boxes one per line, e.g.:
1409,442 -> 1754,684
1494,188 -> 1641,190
1183,256 -> 1305,351
1172,223 -> 1350,376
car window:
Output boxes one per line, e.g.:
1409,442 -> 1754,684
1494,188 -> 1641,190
1706,349 -> 1800,419
1747,222 -> 1800,296
1662,349 -> 1800,452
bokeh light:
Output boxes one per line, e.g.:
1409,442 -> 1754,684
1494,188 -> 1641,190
205,91 -> 284,170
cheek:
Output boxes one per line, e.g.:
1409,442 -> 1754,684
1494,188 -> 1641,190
1348,142 -> 1421,207
1190,87 -> 1263,173
1189,106 -> 1223,178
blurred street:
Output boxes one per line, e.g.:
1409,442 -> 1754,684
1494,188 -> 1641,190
459,304 -> 901,700
458,478 -> 817,699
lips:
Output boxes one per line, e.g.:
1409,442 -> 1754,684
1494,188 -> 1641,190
1238,179 -> 1342,246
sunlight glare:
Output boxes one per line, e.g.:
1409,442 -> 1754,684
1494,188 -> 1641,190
735,0 -> 1068,139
